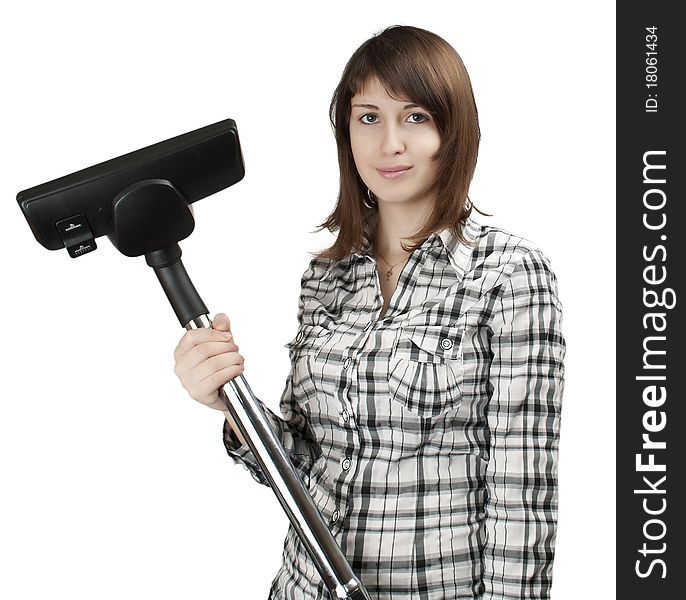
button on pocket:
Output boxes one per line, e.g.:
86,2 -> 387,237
387,324 -> 464,418
284,324 -> 331,415
284,324 -> 329,359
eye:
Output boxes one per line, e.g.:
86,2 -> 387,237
359,113 -> 378,124
408,112 -> 430,123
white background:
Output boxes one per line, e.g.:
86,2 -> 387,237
1,1 -> 615,598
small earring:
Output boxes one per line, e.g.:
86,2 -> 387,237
363,188 -> 377,210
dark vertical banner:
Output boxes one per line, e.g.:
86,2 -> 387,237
617,2 -> 684,597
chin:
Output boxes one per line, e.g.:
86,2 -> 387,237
375,191 -> 424,206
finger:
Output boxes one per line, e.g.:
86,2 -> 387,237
212,312 -> 231,332
180,348 -> 242,397
192,353 -> 245,394
191,364 -> 246,405
174,327 -> 234,359
179,340 -> 240,373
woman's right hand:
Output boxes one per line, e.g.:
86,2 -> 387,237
173,312 -> 245,411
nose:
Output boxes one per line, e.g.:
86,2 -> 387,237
380,122 -> 406,155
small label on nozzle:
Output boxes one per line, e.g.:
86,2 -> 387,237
55,214 -> 97,258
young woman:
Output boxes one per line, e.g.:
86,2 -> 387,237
173,25 -> 566,600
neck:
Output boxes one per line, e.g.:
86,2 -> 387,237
374,198 -> 432,260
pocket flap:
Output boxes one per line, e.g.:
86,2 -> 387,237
395,324 -> 463,362
284,324 -> 330,352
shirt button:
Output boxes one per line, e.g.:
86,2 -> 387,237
440,338 -> 453,350
295,331 -> 304,343
341,409 -> 350,422
343,357 -> 352,370
341,458 -> 351,471
331,509 -> 340,524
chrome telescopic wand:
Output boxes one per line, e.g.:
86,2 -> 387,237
154,252 -> 371,600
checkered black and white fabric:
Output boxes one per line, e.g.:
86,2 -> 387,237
224,216 -> 566,600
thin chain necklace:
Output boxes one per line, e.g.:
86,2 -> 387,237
375,248 -> 410,282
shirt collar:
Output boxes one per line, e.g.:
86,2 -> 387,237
352,214 -> 479,269
438,217 -> 480,279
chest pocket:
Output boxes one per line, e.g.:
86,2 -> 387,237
284,324 -> 330,408
388,323 -> 465,418
284,324 -> 329,359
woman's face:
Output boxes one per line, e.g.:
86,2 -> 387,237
349,77 -> 441,210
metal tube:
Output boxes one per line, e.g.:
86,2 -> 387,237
186,315 -> 371,600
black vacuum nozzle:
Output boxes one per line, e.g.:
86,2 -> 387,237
16,118 -> 245,257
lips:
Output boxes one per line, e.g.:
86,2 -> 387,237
376,166 -> 412,180
376,166 -> 412,173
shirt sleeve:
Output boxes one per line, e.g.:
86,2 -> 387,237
222,371 -> 319,487
481,248 -> 566,599
222,259 -> 322,487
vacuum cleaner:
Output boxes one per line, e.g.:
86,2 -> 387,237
16,118 -> 371,600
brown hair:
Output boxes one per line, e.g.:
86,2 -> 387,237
312,25 -> 486,261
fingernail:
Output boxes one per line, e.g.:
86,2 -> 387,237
222,332 -> 232,339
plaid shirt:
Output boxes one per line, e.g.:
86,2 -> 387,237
224,216 -> 566,599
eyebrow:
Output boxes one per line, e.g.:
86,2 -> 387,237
351,103 -> 421,110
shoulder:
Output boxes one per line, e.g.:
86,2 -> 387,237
298,256 -> 341,289
294,256 -> 346,323
469,220 -> 550,271
461,219 -> 561,306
